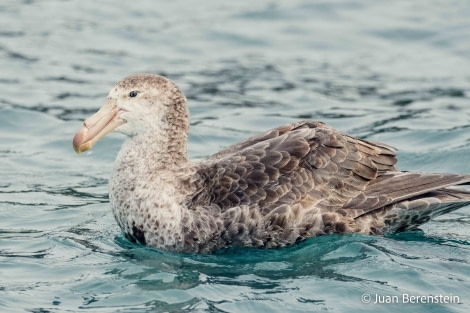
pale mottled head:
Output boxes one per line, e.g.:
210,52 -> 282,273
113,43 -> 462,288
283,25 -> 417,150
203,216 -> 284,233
73,74 -> 188,154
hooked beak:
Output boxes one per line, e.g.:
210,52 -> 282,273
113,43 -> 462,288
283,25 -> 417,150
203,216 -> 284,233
73,98 -> 125,154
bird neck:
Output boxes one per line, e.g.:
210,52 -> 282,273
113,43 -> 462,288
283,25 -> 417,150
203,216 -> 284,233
118,121 -> 189,174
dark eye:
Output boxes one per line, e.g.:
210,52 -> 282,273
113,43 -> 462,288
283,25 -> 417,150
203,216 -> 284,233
129,91 -> 138,98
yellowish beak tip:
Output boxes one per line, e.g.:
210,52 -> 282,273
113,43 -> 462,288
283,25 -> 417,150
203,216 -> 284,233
73,127 -> 90,154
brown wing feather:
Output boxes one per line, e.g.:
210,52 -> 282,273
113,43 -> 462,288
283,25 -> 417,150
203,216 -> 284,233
344,172 -> 470,218
188,121 -> 398,214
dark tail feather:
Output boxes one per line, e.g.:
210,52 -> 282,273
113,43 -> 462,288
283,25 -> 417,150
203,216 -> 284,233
382,188 -> 470,234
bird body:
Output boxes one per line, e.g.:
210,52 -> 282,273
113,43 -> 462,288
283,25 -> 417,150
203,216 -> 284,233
73,74 -> 470,253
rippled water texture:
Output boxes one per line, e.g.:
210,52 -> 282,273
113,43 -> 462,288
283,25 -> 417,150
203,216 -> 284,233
1,0 -> 470,312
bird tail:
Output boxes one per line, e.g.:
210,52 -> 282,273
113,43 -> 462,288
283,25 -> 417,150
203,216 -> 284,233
381,188 -> 470,234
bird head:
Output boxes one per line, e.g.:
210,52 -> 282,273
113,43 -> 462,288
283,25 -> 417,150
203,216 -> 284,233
73,73 -> 187,154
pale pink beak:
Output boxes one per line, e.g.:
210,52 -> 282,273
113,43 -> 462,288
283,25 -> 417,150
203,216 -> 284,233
73,98 -> 125,154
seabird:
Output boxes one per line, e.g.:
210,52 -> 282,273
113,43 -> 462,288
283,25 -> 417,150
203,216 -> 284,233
73,73 -> 470,253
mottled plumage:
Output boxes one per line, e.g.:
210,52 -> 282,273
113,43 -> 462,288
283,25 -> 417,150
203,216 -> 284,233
73,74 -> 470,253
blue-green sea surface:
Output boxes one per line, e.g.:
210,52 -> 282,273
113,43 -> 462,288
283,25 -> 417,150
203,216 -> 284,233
1,0 -> 470,312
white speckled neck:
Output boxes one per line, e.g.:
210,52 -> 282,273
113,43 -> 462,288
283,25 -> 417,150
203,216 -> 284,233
120,125 -> 188,172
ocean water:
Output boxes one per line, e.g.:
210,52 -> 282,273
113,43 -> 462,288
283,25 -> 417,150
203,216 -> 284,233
1,0 -> 470,312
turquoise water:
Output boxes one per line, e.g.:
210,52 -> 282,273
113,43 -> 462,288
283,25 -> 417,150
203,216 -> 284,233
1,0 -> 470,312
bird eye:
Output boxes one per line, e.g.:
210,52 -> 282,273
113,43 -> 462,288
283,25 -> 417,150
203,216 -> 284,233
129,91 -> 138,98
